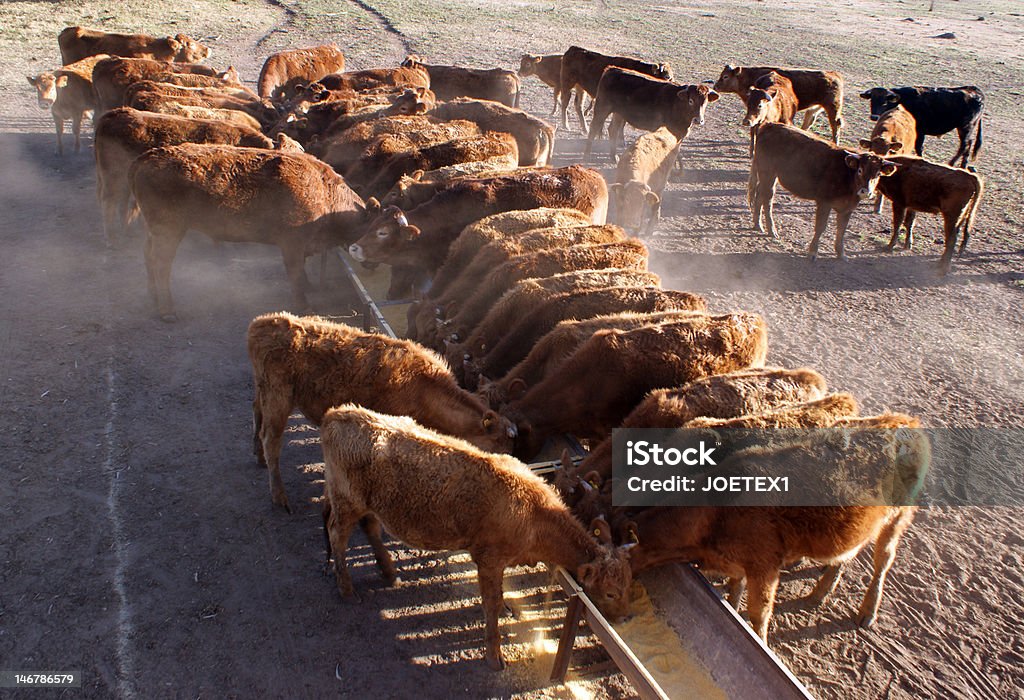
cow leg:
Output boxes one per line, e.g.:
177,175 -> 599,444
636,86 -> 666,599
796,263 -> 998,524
558,81 -> 572,130
256,388 -> 294,512
887,202 -> 906,251
834,208 -> 853,259
856,509 -> 914,627
914,133 -> 926,157
584,101 -> 610,160
949,126 -> 971,168
726,577 -> 745,610
805,564 -> 844,606
252,396 -> 264,462
321,500 -> 333,573
326,501 -> 362,597
280,246 -> 313,313
807,204 -> 830,259
574,89 -> 588,134
937,213 -> 957,275
144,225 -> 186,322
72,114 -> 83,153
359,515 -> 397,585
645,198 -> 662,236
873,192 -> 885,215
52,114 -> 64,156
799,106 -> 823,131
826,106 -> 843,143
745,571 -> 780,641
475,559 -> 508,670
904,210 -> 917,249
550,88 -> 560,116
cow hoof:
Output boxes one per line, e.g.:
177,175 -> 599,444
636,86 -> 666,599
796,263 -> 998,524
272,493 -> 292,514
485,653 -> 507,671
885,244 -> 896,252
807,253 -> 818,262
855,609 -> 877,628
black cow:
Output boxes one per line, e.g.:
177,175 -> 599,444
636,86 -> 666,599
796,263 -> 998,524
584,67 -> 719,160
859,86 -> 983,168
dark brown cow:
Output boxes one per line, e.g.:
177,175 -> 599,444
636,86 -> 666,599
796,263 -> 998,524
247,313 -> 516,511
58,26 -> 211,65
477,310 -> 704,410
26,54 -> 108,155
91,56 -> 219,113
465,287 -> 707,388
355,132 -> 519,197
429,98 -> 555,167
518,53 -> 567,115
714,64 -> 844,142
875,155 -> 983,272
505,313 -> 769,459
585,67 -> 719,160
558,46 -> 672,132
748,123 -> 898,259
130,144 -> 368,321
318,66 -> 430,92
439,244 -> 650,350
403,56 -> 520,107
258,45 -> 346,100
347,166 -> 609,286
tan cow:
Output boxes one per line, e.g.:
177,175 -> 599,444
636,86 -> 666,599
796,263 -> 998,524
91,56 -> 219,113
58,25 -> 210,64
610,127 -> 680,235
258,45 -> 346,100
27,54 -> 109,155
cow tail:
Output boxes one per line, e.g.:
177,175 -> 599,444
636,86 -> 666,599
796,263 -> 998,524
747,140 -> 759,210
972,117 -> 983,160
125,155 -> 146,230
513,76 -> 521,109
958,174 -> 984,253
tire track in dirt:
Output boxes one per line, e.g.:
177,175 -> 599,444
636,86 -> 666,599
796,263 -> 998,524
346,0 -> 413,59
256,0 -> 299,49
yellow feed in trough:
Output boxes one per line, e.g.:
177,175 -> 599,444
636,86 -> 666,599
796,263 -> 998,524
614,582 -> 727,700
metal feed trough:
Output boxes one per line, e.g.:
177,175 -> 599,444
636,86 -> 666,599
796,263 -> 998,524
335,250 -> 814,699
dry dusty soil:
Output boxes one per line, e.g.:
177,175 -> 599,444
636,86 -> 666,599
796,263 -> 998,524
1,0 -> 1022,698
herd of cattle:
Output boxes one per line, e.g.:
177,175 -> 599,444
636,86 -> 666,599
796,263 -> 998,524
28,26 -> 945,672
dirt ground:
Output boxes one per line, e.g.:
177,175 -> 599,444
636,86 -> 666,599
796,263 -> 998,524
1,0 -> 1022,698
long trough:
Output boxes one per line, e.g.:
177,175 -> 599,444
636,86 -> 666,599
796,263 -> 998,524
334,249 -> 815,699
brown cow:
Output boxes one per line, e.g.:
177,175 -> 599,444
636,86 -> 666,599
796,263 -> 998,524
318,66 -> 430,92
429,98 -> 554,167
558,46 -> 672,132
273,89 -> 433,148
623,413 -> 927,640
58,26 -> 211,65
477,310 -> 704,410
379,157 -> 521,211
443,267 -> 663,366
128,89 -> 281,129
465,287 -> 707,388
442,242 -> 652,362
91,57 -> 219,113
585,68 -> 719,161
153,69 -> 249,91
131,144 -> 368,321
27,54 -> 109,155
94,107 -> 274,240
247,313 -> 517,511
347,166 -> 609,280
858,105 -> 918,213
402,56 -> 519,107
874,155 -> 983,272
258,45 -> 346,100
714,64 -> 844,142
748,123 -> 898,259
317,116 -> 480,174
518,53 -> 566,115
742,71 -> 799,155
141,101 -> 264,131
610,127 -> 680,235
561,367 -> 829,495
318,404 -> 632,669
355,132 -> 519,197
123,80 -> 259,107
505,313 -> 769,459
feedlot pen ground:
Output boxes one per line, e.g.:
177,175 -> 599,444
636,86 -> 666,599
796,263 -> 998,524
1,1 -> 1022,698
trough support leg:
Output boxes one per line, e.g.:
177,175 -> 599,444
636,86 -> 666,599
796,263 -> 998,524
550,593 -> 585,683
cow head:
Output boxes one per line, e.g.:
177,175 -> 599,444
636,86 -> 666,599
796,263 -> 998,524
742,87 -> 775,128
348,200 -> 421,266
170,34 -> 211,63
670,84 -> 719,138
713,64 -> 741,94
389,87 -> 433,115
518,54 -> 541,77
577,544 -> 634,622
217,66 -> 241,85
273,133 -> 305,153
27,73 -> 66,109
860,87 -> 901,122
462,410 -> 518,454
292,81 -> 331,103
380,170 -> 425,209
401,54 -> 425,70
609,180 -> 659,234
858,137 -> 904,156
844,151 -> 899,200
654,63 -> 673,81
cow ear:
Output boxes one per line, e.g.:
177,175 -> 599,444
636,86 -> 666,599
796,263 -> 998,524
577,563 -> 597,585
410,170 -> 424,181
26,76 -> 38,86
859,90 -> 871,99
482,410 -> 496,430
858,138 -> 872,149
167,37 -> 182,52
644,191 -> 661,205
583,471 -> 603,489
292,83 -> 306,95
413,102 -> 428,114
880,161 -> 898,176
707,89 -> 720,102
365,197 -> 381,214
608,182 -> 622,193
507,377 -> 528,400
400,224 -> 421,240
887,142 -> 903,154
56,75 -> 69,88
844,153 -> 860,169
724,64 -> 735,72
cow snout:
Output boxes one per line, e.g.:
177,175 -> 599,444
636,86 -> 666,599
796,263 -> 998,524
348,243 -> 365,262
869,114 -> 880,122
856,186 -> 875,200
